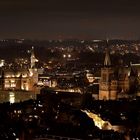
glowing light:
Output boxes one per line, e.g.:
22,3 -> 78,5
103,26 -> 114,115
9,92 -> 15,104
35,58 -> 38,62
37,81 -> 43,86
16,74 -> 20,77
11,74 -> 15,77
92,40 -> 102,42
48,61 -> 52,64
88,46 -> 95,52
29,71 -> 33,77
26,85 -> 29,91
11,83 -> 16,88
21,83 -> 29,91
68,54 -> 71,58
22,74 -> 27,78
81,110 -> 112,130
5,83 -> 10,88
63,54 -> 66,58
18,110 -> 22,114
11,79 -> 15,83
5,75 -> 11,78
0,59 -> 5,67
34,115 -> 38,119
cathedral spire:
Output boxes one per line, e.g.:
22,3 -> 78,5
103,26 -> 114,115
30,46 -> 38,69
104,49 -> 111,66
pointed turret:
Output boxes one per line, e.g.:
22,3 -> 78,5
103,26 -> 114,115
30,46 -> 38,69
104,48 -> 111,66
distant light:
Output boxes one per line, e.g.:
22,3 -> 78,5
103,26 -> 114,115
35,59 -> 38,62
92,40 -> 102,42
38,104 -> 43,107
63,54 -> 66,58
22,74 -> 27,78
34,115 -> 38,119
48,61 -> 52,64
9,92 -> 15,104
68,54 -> 71,58
17,40 -> 23,44
29,71 -> 33,77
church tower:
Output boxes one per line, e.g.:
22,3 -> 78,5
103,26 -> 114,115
30,46 -> 38,69
99,44 -> 117,100
29,46 -> 38,91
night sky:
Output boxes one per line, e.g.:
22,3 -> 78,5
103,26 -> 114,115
0,0 -> 140,40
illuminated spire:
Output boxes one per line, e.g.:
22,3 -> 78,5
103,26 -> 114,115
104,49 -> 111,66
31,46 -> 38,68
104,39 -> 111,66
31,46 -> 35,57
106,38 -> 109,44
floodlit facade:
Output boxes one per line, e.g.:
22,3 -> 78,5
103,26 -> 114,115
0,47 -> 39,91
99,49 -> 137,100
3,70 -> 36,91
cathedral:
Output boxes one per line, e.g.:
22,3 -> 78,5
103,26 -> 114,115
0,46 -> 39,91
99,49 -> 138,100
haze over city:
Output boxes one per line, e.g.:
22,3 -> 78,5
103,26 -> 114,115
0,0 -> 140,140
0,0 -> 140,39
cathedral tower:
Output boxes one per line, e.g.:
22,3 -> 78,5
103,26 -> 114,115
29,46 -> 39,90
30,46 -> 38,69
99,47 -> 117,100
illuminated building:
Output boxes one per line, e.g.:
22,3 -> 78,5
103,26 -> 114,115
37,74 -> 57,87
86,70 -> 100,84
99,49 -> 138,100
4,70 -> 31,91
99,49 -> 118,100
0,59 -> 5,67
0,46 -> 40,92
14,58 -> 29,68
30,46 -> 38,69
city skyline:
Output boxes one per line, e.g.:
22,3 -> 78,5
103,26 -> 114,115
0,0 -> 140,40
